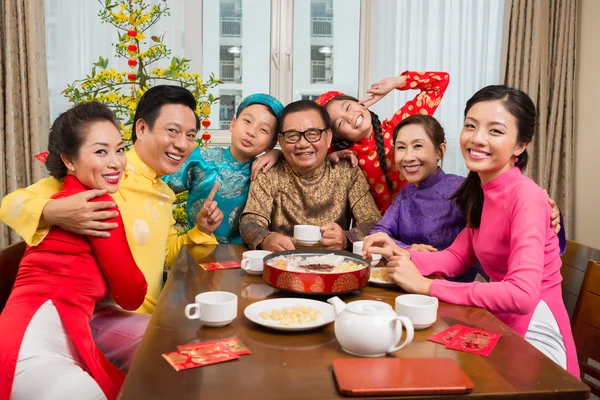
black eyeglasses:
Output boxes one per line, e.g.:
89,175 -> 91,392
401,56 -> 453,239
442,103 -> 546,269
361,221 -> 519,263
280,128 -> 327,144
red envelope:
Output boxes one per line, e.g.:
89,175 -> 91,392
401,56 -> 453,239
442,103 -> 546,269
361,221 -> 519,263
427,324 -> 469,345
200,261 -> 241,270
162,349 -> 239,371
445,326 -> 501,356
177,338 -> 251,356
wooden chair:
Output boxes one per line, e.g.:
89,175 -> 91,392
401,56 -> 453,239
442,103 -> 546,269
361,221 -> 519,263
0,241 -> 26,312
571,259 -> 600,396
560,240 -> 600,319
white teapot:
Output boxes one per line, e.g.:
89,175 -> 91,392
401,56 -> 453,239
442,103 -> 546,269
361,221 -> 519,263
327,296 -> 414,357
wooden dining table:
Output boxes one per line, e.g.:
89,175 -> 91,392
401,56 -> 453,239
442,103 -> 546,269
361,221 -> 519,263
119,245 -> 589,399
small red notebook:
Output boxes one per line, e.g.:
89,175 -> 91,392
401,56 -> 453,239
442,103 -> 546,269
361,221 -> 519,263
332,358 -> 474,397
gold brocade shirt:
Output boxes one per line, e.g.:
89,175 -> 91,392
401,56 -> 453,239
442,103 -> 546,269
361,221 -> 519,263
0,148 -> 218,313
239,159 -> 381,249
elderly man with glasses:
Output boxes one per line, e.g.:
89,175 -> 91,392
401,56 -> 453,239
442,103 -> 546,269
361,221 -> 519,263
239,100 -> 381,252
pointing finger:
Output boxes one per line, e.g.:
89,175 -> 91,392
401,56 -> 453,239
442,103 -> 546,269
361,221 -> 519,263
205,181 -> 220,203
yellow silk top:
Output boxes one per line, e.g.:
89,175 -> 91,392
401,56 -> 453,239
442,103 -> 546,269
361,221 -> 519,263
0,148 -> 217,313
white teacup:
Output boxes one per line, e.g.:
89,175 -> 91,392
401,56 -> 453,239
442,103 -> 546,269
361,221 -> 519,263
241,250 -> 271,275
395,294 -> 438,330
184,291 -> 238,327
293,225 -> 321,245
353,241 -> 382,266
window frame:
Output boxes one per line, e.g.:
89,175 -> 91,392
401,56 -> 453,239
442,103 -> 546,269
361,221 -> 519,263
194,0 -> 371,146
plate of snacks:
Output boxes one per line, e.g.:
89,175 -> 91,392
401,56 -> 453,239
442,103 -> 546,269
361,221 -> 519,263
244,298 -> 335,331
263,250 -> 370,295
369,267 -> 396,287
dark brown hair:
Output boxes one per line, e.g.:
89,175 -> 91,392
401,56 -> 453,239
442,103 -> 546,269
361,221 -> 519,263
46,102 -> 120,179
278,100 -> 331,133
131,85 -> 199,143
451,85 -> 536,227
325,95 -> 392,191
392,114 -> 446,159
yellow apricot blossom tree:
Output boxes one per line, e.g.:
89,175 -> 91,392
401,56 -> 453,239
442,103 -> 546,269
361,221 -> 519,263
61,0 -> 221,231
62,0 -> 221,148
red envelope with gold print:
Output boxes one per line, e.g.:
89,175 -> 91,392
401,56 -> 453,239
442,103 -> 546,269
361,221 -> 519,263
177,338 -> 251,356
162,348 -> 239,371
445,326 -> 501,356
427,324 -> 468,346
200,261 -> 241,270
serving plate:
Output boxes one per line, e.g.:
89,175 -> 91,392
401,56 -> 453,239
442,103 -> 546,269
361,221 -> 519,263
244,298 -> 335,331
369,267 -> 396,287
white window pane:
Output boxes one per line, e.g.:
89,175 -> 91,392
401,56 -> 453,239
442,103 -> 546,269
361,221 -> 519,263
202,0 -> 271,131
293,0 -> 361,101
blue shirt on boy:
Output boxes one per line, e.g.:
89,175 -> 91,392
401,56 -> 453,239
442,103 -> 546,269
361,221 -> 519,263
164,93 -> 283,244
164,146 -> 251,244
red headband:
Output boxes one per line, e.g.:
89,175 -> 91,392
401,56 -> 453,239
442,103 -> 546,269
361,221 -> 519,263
315,91 -> 345,106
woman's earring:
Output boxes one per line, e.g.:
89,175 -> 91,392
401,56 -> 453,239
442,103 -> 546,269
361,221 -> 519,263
514,156 -> 519,163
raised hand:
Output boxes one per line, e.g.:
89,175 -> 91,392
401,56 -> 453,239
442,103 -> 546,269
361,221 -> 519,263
196,182 -> 224,234
359,75 -> 408,108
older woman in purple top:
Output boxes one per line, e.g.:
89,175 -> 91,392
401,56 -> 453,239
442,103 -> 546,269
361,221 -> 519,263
369,114 -> 564,282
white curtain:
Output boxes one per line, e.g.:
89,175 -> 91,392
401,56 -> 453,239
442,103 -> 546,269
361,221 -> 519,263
367,0 -> 506,177
44,0 -> 187,121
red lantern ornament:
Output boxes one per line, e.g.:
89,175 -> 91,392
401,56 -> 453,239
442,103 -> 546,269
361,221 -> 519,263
201,119 -> 211,129
127,73 -> 137,81
128,59 -> 138,68
202,132 -> 211,141
127,44 -> 138,53
127,29 -> 137,37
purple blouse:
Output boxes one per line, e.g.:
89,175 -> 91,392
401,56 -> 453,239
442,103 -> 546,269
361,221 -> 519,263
371,169 -> 465,250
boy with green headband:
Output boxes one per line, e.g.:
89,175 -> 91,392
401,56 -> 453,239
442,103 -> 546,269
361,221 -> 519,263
164,93 -> 283,244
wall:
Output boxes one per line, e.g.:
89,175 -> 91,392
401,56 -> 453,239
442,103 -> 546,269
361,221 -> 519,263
574,0 -> 600,248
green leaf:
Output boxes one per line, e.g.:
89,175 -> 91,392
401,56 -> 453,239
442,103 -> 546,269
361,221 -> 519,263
171,69 -> 177,79
103,58 -> 109,69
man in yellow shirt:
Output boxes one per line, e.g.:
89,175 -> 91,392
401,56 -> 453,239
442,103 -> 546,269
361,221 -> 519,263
0,85 -> 221,370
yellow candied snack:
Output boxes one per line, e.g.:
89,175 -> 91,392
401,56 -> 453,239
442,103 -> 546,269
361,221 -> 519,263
259,305 -> 322,326
371,268 -> 392,282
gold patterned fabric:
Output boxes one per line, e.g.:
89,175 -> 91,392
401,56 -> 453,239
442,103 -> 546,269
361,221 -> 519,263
240,159 -> 381,249
0,0 -> 50,248
501,0 -> 577,235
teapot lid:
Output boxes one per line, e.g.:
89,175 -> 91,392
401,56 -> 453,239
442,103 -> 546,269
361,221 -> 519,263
346,300 -> 393,315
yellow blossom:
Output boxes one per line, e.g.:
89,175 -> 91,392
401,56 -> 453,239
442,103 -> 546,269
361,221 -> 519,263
201,103 -> 211,115
122,127 -> 132,141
